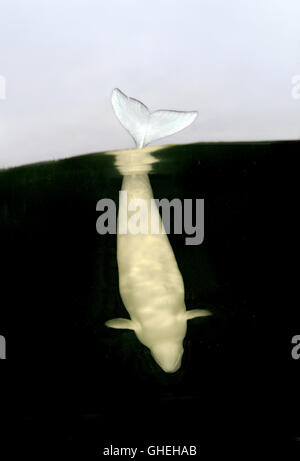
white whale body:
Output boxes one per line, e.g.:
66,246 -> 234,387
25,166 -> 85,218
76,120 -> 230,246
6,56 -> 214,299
105,89 -> 211,372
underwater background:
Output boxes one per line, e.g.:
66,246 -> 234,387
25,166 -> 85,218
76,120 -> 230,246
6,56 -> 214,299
0,141 -> 299,458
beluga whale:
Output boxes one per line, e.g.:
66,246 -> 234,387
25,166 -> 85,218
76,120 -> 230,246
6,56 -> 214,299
105,88 -> 211,373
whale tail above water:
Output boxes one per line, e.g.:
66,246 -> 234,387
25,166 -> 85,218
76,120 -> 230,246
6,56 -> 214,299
111,88 -> 198,148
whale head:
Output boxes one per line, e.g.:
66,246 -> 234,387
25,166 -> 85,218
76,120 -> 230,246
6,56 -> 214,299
105,309 -> 211,373
150,342 -> 184,373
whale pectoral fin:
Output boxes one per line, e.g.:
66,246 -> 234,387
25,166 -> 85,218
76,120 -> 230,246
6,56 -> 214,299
105,318 -> 136,330
185,309 -> 212,320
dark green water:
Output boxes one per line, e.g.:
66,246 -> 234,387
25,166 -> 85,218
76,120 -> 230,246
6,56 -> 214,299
0,141 -> 299,458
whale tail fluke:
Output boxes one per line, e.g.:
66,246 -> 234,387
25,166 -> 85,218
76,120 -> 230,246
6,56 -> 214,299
112,88 -> 198,149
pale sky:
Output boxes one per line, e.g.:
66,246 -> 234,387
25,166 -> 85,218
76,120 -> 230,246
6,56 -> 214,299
0,0 -> 300,167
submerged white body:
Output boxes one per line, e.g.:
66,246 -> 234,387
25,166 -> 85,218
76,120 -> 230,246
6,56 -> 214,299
105,89 -> 211,372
